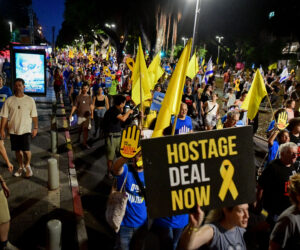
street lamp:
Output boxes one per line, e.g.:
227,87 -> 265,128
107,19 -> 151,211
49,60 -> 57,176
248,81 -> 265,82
216,35 -> 224,64
8,21 -> 13,33
105,23 -> 116,29
191,0 -> 201,53
182,37 -> 188,47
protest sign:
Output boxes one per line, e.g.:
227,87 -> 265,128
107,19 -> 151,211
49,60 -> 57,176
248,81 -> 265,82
150,91 -> 165,111
141,126 -> 255,218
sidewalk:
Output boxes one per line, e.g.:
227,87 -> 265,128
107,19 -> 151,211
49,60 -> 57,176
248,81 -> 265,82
0,87 -> 80,250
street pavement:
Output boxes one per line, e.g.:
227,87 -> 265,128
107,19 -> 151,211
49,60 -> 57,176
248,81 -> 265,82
0,87 -> 78,250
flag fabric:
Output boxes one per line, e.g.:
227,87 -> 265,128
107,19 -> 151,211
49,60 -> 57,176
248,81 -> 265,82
216,57 -> 219,65
152,39 -> 192,138
69,49 -> 74,59
106,45 -> 111,61
280,67 -> 289,83
201,58 -> 205,67
251,63 -> 255,69
186,53 -> 199,79
84,48 -> 87,55
204,58 -> 213,84
148,53 -> 164,89
241,69 -> 267,120
268,62 -> 277,70
223,61 -> 226,68
131,38 -> 152,106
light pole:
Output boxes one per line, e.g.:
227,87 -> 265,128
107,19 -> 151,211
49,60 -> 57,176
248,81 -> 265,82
8,21 -> 13,33
191,0 -> 200,53
182,37 -> 188,47
216,35 -> 224,64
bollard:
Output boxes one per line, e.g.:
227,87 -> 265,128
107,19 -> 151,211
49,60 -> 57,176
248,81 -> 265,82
51,130 -> 57,154
47,219 -> 62,250
48,158 -> 59,190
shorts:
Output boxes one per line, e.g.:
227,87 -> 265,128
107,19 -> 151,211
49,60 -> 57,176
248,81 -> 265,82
0,190 -> 10,224
205,115 -> 217,127
10,133 -> 31,151
105,133 -> 121,161
78,117 -> 91,129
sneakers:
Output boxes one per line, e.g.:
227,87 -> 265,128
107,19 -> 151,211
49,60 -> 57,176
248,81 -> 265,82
13,166 -> 33,178
13,167 -> 26,177
25,165 -> 33,178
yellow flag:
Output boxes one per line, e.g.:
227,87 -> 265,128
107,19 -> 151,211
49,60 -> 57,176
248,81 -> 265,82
84,48 -> 87,54
201,58 -> 205,67
241,69 -> 267,120
148,53 -> 164,89
131,38 -> 152,106
186,53 -> 199,79
216,57 -> 219,65
223,61 -> 226,68
69,49 -> 74,59
106,45 -> 111,61
152,39 -> 192,138
268,62 -> 277,70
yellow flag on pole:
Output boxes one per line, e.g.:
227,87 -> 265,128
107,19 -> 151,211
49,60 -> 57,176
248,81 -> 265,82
106,45 -> 111,61
131,38 -> 152,106
186,53 -> 199,79
223,60 -> 226,68
216,57 -> 219,65
201,58 -> 205,67
148,53 -> 164,89
268,62 -> 277,70
241,69 -> 267,120
152,39 -> 192,138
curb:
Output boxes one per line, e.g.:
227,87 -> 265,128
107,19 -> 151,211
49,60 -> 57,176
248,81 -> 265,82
59,95 -> 88,249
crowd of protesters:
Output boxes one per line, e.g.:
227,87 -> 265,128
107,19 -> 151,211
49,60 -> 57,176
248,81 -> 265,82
0,47 -> 299,250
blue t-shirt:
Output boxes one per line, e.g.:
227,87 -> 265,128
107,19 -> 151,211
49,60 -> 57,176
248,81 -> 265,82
153,215 -> 189,229
116,164 -> 147,228
172,116 -> 193,134
266,140 -> 280,165
0,86 -> 12,109
73,81 -> 82,94
267,120 -> 275,132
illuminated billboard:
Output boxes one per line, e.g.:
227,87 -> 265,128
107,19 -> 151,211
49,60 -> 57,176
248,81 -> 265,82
12,49 -> 46,96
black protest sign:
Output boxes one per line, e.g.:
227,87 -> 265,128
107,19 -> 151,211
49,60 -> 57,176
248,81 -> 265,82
141,126 -> 256,219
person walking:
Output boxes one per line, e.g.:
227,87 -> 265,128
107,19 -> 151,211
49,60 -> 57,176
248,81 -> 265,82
0,78 -> 38,178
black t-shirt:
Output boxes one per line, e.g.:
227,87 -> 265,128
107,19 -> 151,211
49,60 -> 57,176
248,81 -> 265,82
182,94 -> 195,116
103,106 -> 121,134
258,159 -> 298,215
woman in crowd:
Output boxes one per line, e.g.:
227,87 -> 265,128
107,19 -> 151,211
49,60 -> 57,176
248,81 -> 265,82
92,87 -> 109,138
179,204 -> 249,249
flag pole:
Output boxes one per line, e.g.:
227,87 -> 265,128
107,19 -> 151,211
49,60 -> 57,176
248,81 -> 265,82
171,115 -> 178,135
139,42 -> 144,129
265,94 -> 275,121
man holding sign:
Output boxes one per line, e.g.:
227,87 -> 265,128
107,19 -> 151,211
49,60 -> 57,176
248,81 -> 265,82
112,125 -> 148,250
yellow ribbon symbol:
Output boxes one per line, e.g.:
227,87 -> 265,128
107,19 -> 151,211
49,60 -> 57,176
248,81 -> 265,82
126,57 -> 134,72
218,159 -> 238,201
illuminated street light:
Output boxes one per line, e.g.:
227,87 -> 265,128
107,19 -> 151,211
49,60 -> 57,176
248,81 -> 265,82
216,36 -> 224,64
8,21 -> 13,33
105,23 -> 116,29
191,0 -> 201,53
182,37 -> 188,47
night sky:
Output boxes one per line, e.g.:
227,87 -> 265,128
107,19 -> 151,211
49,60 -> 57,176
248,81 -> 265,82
32,0 -> 65,43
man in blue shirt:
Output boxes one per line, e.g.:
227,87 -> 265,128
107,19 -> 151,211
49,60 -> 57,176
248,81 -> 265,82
0,75 -> 12,110
113,154 -> 147,250
171,103 -> 193,135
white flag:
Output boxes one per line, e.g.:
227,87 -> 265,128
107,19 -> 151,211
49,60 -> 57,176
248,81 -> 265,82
280,67 -> 289,83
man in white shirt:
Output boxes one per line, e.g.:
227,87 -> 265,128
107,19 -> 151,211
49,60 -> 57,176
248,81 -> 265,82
0,78 -> 38,178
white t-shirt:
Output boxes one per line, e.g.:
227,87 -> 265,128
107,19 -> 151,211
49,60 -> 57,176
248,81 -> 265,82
0,95 -> 37,135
